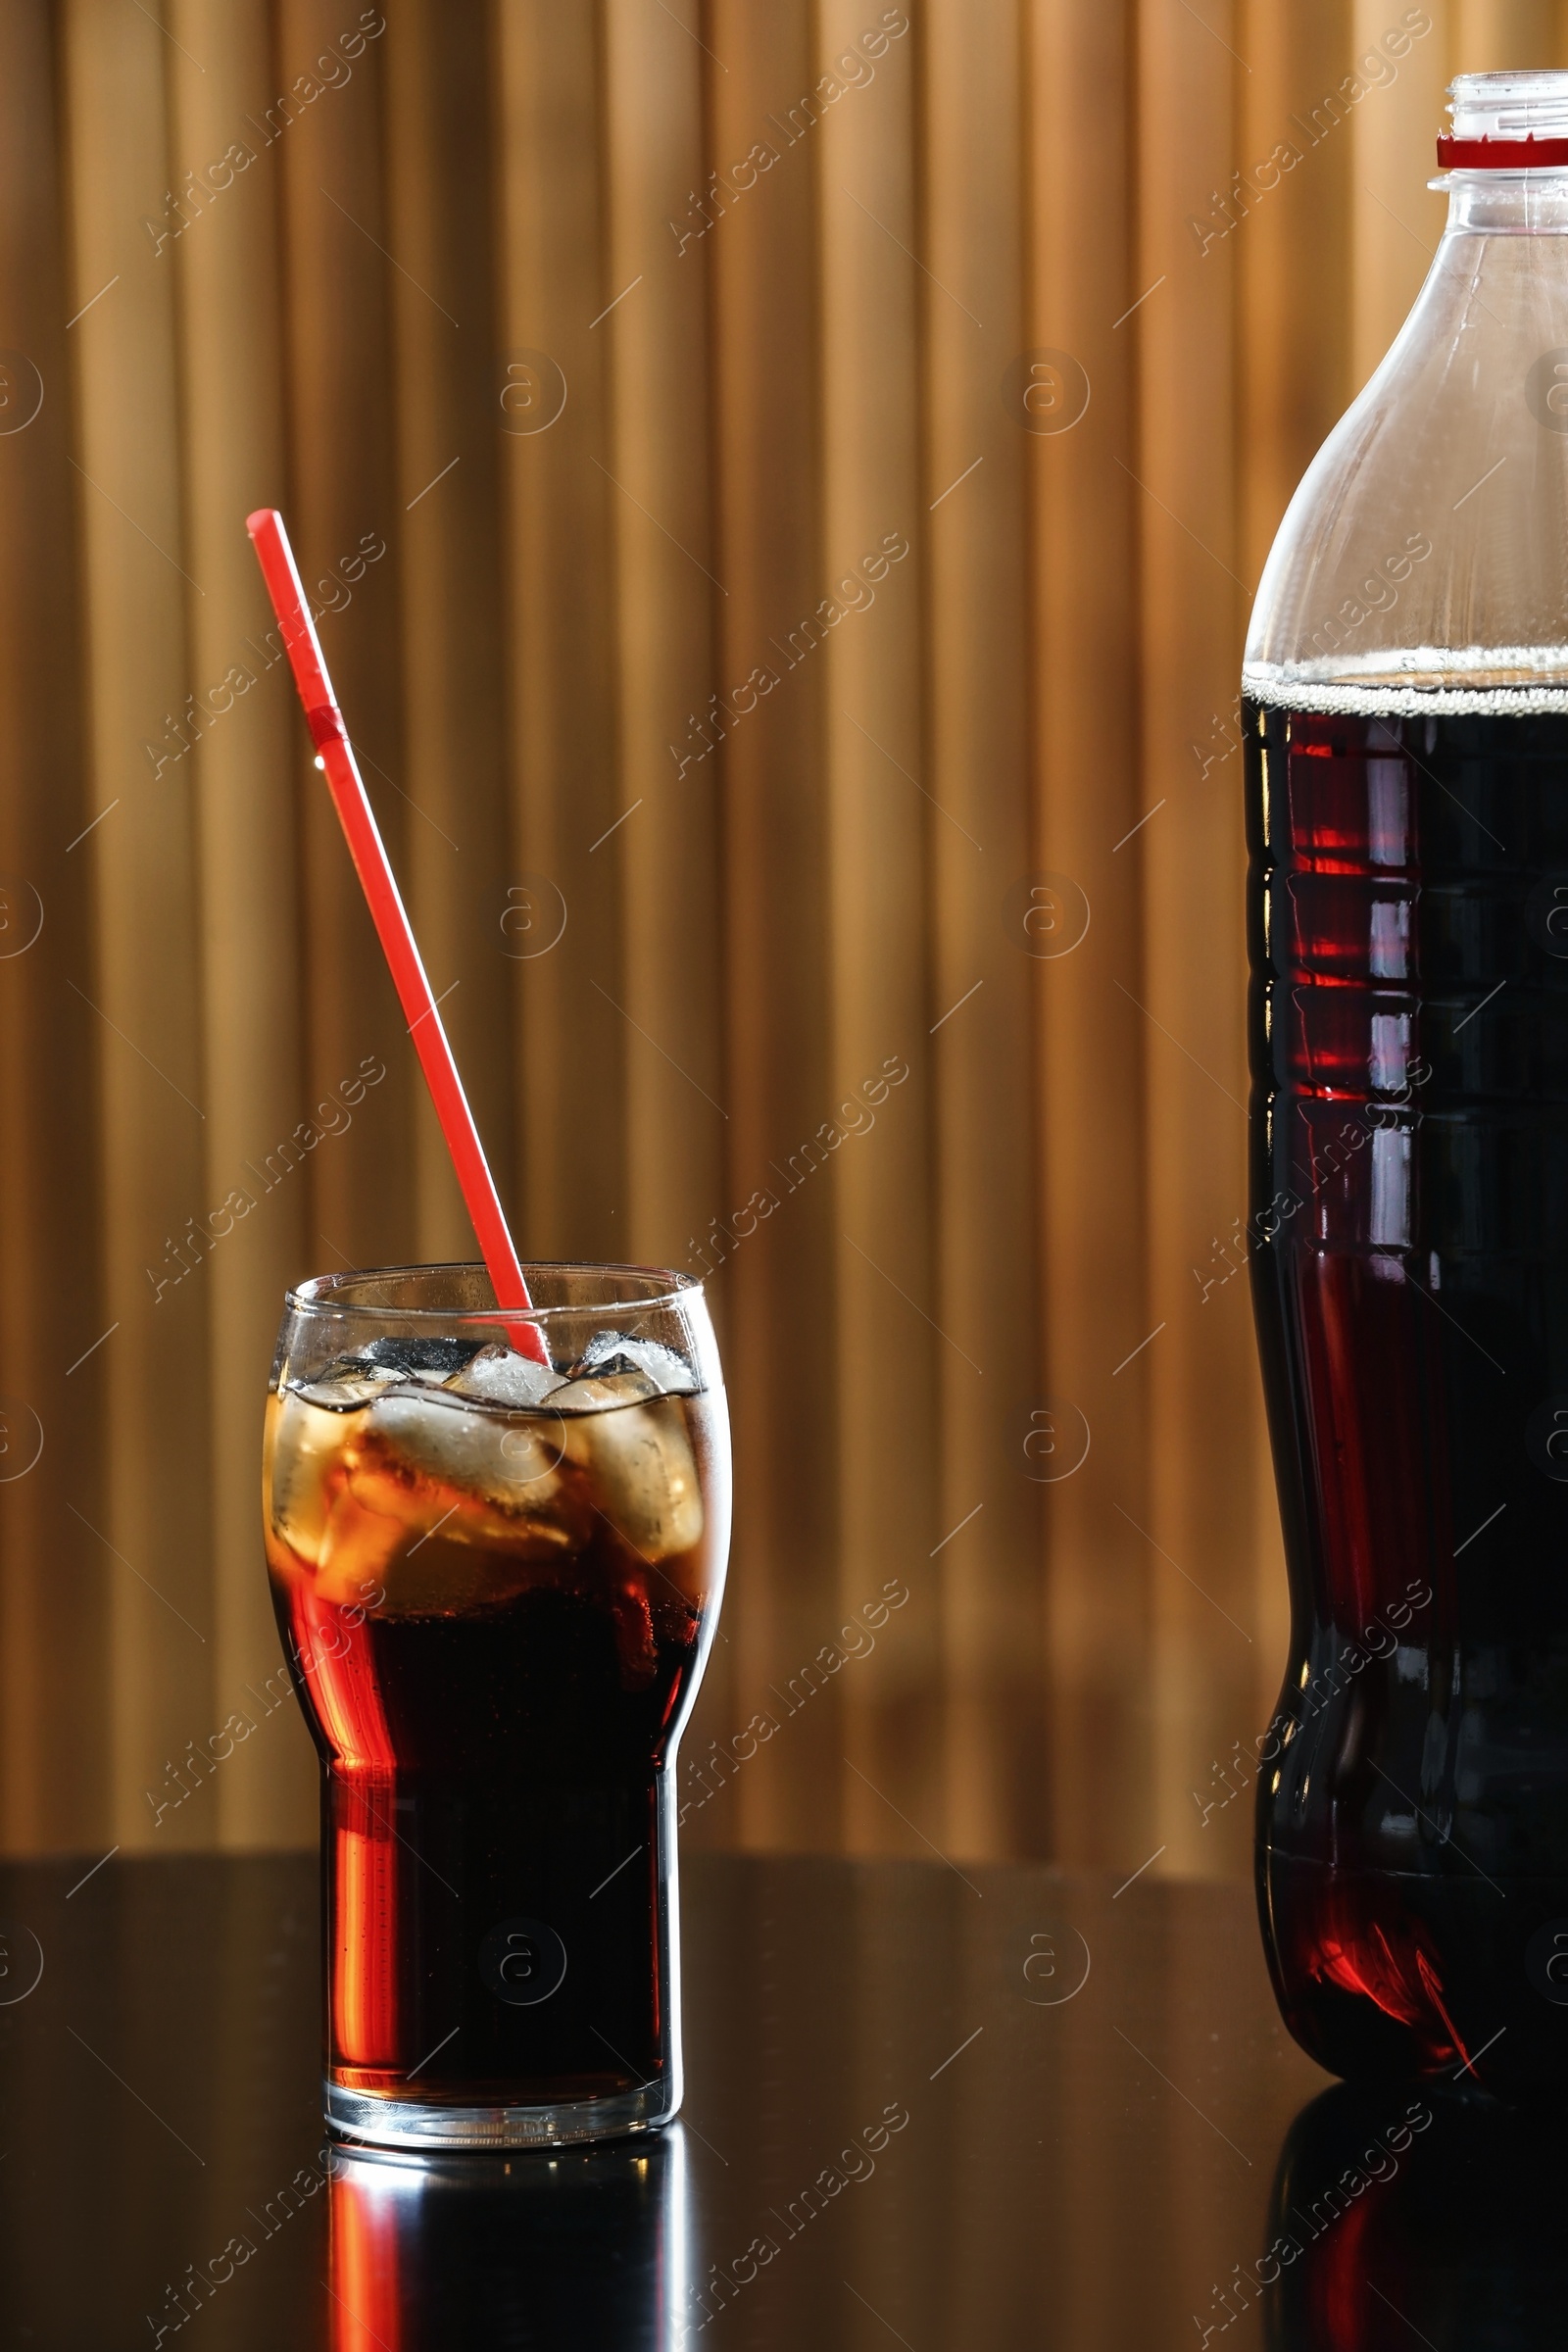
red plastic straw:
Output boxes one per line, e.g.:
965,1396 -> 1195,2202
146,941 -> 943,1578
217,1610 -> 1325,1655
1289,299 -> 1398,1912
246,508 -> 548,1363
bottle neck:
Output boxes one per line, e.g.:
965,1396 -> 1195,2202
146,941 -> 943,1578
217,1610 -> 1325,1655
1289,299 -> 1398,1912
1445,171 -> 1568,234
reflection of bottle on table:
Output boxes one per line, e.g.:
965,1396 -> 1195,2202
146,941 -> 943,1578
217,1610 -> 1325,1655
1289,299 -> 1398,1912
1252,2085 -> 1568,2351
326,2131 -> 688,2352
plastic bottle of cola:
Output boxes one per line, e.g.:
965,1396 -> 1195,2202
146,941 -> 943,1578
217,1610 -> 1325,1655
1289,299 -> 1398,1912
1245,72 -> 1568,2094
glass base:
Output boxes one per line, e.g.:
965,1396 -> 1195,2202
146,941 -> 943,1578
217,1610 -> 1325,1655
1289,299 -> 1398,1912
323,2077 -> 677,2150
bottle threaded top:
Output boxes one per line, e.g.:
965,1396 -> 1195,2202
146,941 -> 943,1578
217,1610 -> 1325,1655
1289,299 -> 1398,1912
1448,70 -> 1568,143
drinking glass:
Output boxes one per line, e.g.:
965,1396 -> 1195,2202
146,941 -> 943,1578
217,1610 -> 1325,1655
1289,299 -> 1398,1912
263,1262 -> 729,2148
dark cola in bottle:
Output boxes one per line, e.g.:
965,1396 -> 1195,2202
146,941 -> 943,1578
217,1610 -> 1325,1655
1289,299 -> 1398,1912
1245,74 -> 1568,2094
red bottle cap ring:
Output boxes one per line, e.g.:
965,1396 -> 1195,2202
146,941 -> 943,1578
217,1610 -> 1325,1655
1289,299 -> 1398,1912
1437,132 -> 1568,168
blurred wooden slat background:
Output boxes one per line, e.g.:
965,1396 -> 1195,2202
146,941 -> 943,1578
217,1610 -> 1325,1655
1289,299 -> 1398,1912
0,0 -> 1550,1868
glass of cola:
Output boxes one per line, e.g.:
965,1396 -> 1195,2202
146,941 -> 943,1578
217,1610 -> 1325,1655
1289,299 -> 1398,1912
263,1262 -> 730,2149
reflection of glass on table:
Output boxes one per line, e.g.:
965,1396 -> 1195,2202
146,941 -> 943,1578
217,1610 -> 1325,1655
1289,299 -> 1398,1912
327,2131 -> 688,2351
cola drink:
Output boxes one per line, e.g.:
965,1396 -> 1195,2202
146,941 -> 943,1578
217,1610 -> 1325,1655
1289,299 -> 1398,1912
1245,74 -> 1568,2092
264,1264 -> 729,2148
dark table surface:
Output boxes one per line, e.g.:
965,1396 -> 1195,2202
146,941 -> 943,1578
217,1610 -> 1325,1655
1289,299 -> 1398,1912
0,1849 -> 1559,2349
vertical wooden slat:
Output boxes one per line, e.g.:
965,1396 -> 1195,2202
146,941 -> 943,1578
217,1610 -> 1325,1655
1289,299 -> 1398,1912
1454,1 -> 1560,66
63,0 -> 214,1850
0,1 -> 107,1849
169,0 -> 315,1849
1026,0 -> 1152,1869
924,0 -> 1047,1859
490,0 -> 624,1265
276,0 -> 413,1276
1137,0 -> 1256,1880
1238,1 -> 1357,586
383,0 -> 515,1267
815,3 -> 941,1843
706,0 -> 841,1850
1351,0 -> 1452,392
601,0 -> 723,1278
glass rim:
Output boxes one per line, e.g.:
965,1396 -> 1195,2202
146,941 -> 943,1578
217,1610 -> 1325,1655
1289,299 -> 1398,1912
284,1258 -> 704,1325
